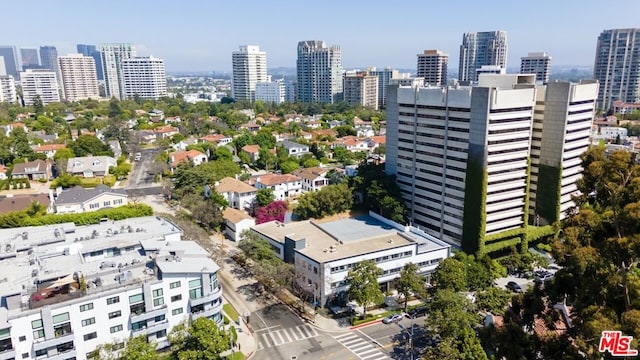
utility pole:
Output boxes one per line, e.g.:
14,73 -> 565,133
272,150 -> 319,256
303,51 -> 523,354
398,316 -> 415,360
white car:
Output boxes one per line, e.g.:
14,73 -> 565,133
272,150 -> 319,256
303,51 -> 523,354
382,314 -> 403,324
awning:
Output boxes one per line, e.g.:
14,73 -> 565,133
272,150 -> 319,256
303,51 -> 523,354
46,274 -> 75,289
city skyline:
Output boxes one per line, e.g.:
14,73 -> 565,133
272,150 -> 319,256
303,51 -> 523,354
3,0 -> 638,72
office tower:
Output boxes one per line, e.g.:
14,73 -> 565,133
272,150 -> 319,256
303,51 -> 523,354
594,28 -> 640,109
458,31 -> 508,83
296,40 -> 343,103
231,45 -> 267,102
0,76 -> 16,103
39,46 -> 59,73
0,46 -> 19,77
57,54 -> 99,101
369,67 -> 400,109
343,71 -> 379,109
0,57 -> 5,76
417,50 -> 448,86
122,56 -> 167,99
20,48 -> 39,67
255,80 -> 285,104
100,43 -> 136,99
20,69 -> 60,105
284,80 -> 296,103
77,44 -> 103,80
520,52 -> 551,84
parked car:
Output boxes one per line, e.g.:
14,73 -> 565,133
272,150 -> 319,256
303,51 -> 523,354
534,271 -> 554,283
406,306 -> 428,318
382,314 -> 403,324
506,281 -> 523,293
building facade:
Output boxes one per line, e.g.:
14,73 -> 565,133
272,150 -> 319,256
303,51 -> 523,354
77,44 -> 103,81
520,52 -> 551,84
39,46 -> 59,73
20,69 -> 60,105
368,67 -> 399,109
255,80 -> 285,104
0,76 -> 16,103
343,71 -> 379,110
100,44 -> 136,99
296,40 -> 343,103
122,56 -> 167,99
20,48 -> 39,68
57,54 -> 99,101
231,45 -> 267,102
0,46 -> 19,77
417,50 -> 448,86
458,31 -> 508,83
593,28 -> 640,109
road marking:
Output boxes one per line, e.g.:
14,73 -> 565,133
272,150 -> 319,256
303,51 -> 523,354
333,332 -> 390,360
256,325 -> 321,350
255,325 -> 280,333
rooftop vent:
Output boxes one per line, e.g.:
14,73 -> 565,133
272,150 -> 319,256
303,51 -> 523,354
21,232 -> 28,240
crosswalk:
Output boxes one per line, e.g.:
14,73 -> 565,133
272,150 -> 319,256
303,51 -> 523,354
334,332 -> 390,360
256,325 -> 319,349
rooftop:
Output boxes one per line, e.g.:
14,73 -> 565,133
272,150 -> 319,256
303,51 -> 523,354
256,173 -> 301,186
55,185 -> 127,205
215,177 -> 257,194
222,207 -> 254,224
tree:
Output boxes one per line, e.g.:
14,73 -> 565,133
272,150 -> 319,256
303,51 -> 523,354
279,160 -> 299,174
293,183 -> 353,220
10,127 -> 34,161
475,287 -> 512,316
255,188 -> 275,207
255,200 -> 287,224
431,257 -> 467,292
346,260 -> 383,318
396,263 -> 426,311
213,146 -> 233,161
120,335 -> 158,360
169,318 -> 231,360
238,231 -> 294,291
69,134 -> 113,157
32,95 -> 44,116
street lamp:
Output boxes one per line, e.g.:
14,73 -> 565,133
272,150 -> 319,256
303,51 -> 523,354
398,315 -> 416,360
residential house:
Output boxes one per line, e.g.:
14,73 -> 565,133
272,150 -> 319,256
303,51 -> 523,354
148,109 -> 164,122
155,125 -> 180,141
171,137 -> 199,151
0,165 -> 7,180
367,135 -> 386,151
169,149 -> 207,173
304,120 -> 322,130
239,109 -> 255,119
0,122 -> 26,136
137,130 -> 157,144
199,134 -> 233,147
239,122 -> 261,133
241,145 -> 261,163
280,140 -> 310,159
53,185 -> 128,214
312,129 -> 337,141
299,131 -> 313,141
328,120 -> 343,128
33,144 -> 66,159
215,177 -> 258,211
222,207 -> 256,241
332,136 -> 369,152
165,116 -> 182,124
253,173 -> 302,199
108,140 -> 122,158
292,167 -> 329,192
12,159 -> 52,181
0,193 -> 51,214
31,130 -> 59,143
66,156 -> 117,178
284,114 -> 302,123
273,132 -> 296,143
356,125 -> 375,138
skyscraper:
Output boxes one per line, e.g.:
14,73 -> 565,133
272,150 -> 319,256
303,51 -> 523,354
593,28 -> 640,109
0,46 -> 19,77
39,46 -> 59,73
520,52 -> 551,84
122,56 -> 167,99
231,45 -> 267,102
57,54 -> 99,101
458,31 -> 508,83
100,43 -> 136,99
0,76 -> 16,103
20,48 -> 39,67
343,71 -> 379,109
417,50 -> 448,86
368,67 -> 399,109
77,44 -> 104,80
296,40 -> 343,103
20,69 -> 60,105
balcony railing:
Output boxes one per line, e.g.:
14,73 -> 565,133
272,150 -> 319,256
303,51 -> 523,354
46,349 -> 76,360
130,305 -> 168,323
188,286 -> 222,307
32,333 -> 74,352
0,349 -> 15,360
132,319 -> 169,337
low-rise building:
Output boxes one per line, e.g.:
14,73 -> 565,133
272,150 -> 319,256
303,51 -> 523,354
154,125 -> 180,141
215,177 -> 257,211
0,193 -> 51,214
222,207 -> 256,242
53,185 -> 128,214
292,167 -> 329,192
12,160 -> 52,181
332,136 -> 369,152
33,144 -> 66,159
241,145 -> 261,163
66,156 -> 117,178
199,134 -> 233,147
280,140 -> 310,159
253,174 -> 302,199
169,150 -> 207,173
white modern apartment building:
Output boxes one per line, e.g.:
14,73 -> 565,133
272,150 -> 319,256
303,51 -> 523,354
57,54 -> 99,101
100,44 -> 136,99
343,71 -> 379,110
417,50 -> 448,86
251,212 -> 451,306
458,31 -> 508,83
0,216 -> 223,360
255,80 -> 285,104
20,69 -> 60,105
593,28 -> 640,109
368,67 -> 400,109
0,76 -> 16,103
122,56 -> 167,99
520,52 -> 551,84
296,40 -> 343,103
232,45 -> 267,102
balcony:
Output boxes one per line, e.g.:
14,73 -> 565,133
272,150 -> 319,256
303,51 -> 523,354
130,305 -> 168,323
0,349 -> 15,360
132,319 -> 169,337
46,349 -> 76,360
33,333 -> 74,352
188,286 -> 222,307
190,300 -> 223,321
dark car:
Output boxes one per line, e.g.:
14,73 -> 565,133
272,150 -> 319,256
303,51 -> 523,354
407,306 -> 428,318
506,281 -> 523,293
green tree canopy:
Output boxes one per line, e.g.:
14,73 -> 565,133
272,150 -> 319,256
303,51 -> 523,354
69,134 -> 113,157
346,260 -> 383,318
120,335 -> 158,360
169,318 -> 231,360
396,262 -> 426,311
293,183 -> 353,220
255,188 -> 275,207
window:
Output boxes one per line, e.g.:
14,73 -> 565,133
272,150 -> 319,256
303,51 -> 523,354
35,349 -> 47,357
82,317 -> 96,327
107,296 -> 120,305
152,288 -> 163,297
129,293 -> 144,304
171,294 -> 182,302
110,325 -> 123,333
170,281 -> 181,289
153,288 -> 164,307
83,332 -> 97,341
172,308 -> 183,315
18,336 -> 26,342
189,279 -> 203,300
52,312 -> 70,324
154,329 -> 167,338
33,329 -> 44,339
22,353 -> 28,359
31,320 -> 42,329
103,201 -> 111,207
108,311 -> 121,319
80,303 -> 94,312
153,297 -> 164,307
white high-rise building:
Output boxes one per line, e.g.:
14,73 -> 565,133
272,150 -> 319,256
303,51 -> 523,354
0,76 -> 16,103
417,50 -> 448,86
368,67 -> 399,109
122,56 -> 167,99
458,31 -> 508,83
343,71 -> 379,109
100,44 -> 136,99
231,45 -> 267,102
57,54 -> 99,101
296,40 -> 343,103
20,69 -> 60,105
520,52 -> 551,84
255,80 -> 285,104
594,28 -> 640,109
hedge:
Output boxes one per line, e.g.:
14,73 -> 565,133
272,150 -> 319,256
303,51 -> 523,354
0,204 -> 154,228
350,310 -> 398,326
535,165 -> 562,224
484,237 -> 522,253
525,225 -> 555,243
462,146 -> 488,254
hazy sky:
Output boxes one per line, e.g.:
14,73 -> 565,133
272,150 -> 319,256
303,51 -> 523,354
4,0 -> 639,72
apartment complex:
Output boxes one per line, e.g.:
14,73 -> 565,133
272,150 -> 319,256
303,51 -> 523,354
39,46 -> 59,73
122,56 -> 167,99
231,45 -> 268,102
57,54 -> 99,101
255,80 -> 285,104
593,28 -> 640,109
76,44 -> 103,81
520,52 -> 551,84
20,69 -> 60,105
100,44 -> 136,99
0,216 -> 223,359
368,67 -> 399,109
417,50 -> 448,86
385,74 -> 597,253
458,31 -> 508,83
0,76 -> 16,103
296,40 -> 343,103
343,71 -> 379,110
0,46 -> 19,77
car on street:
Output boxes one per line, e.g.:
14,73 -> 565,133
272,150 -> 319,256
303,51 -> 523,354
382,314 -> 403,324
406,306 -> 428,318
134,152 -> 142,161
506,281 -> 523,293
534,271 -> 553,283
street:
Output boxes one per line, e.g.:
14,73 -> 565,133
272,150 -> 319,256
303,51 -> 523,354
126,148 -> 160,189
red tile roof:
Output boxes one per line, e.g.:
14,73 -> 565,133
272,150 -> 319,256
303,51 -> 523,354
34,144 -> 66,152
170,150 -> 206,167
242,145 -> 260,154
256,174 -> 301,186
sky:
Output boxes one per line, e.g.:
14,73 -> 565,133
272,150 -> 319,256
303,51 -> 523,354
4,0 -> 640,73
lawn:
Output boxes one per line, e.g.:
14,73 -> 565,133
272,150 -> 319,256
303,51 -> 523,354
223,303 -> 240,323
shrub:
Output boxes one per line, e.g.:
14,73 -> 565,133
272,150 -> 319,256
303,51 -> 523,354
0,204 -> 153,228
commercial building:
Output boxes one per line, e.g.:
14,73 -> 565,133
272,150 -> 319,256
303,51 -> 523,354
296,40 -> 343,103
77,44 -> 103,81
343,71 -> 379,110
251,212 -> 451,306
39,46 -> 59,73
122,56 -> 167,99
20,48 -> 39,68
368,67 -> 399,109
0,76 -> 16,103
0,46 -> 19,77
100,44 -> 136,99
520,52 -> 551,84
57,54 -> 99,101
255,80 -> 285,104
20,69 -> 60,105
0,216 -> 223,359
593,28 -> 640,109
458,31 -> 508,83
231,45 -> 268,102
417,50 -> 448,86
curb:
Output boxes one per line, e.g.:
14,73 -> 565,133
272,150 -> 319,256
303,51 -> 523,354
349,319 -> 382,330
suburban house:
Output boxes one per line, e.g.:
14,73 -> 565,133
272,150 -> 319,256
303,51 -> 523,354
53,185 -> 128,214
280,140 -> 310,159
292,167 -> 329,192
12,159 -> 52,181
109,140 -> 122,158
239,122 -> 261,133
328,120 -> 343,128
199,134 -> 233,146
137,130 -> 157,144
0,165 -> 7,180
66,156 -> 117,178
304,120 -> 322,130
0,193 -> 51,214
366,135 -> 386,151
33,144 -> 66,159
171,137 -> 199,151
272,132 -> 296,143
0,122 -> 26,136
332,136 -> 369,152
241,145 -> 261,163
169,149 -> 207,173
222,207 -> 256,242
165,116 -> 181,124
148,109 -> 164,122
215,177 -> 257,211
252,173 -> 302,199
155,125 -> 180,140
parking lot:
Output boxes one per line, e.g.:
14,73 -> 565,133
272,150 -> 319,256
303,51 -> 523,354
494,266 -> 560,293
